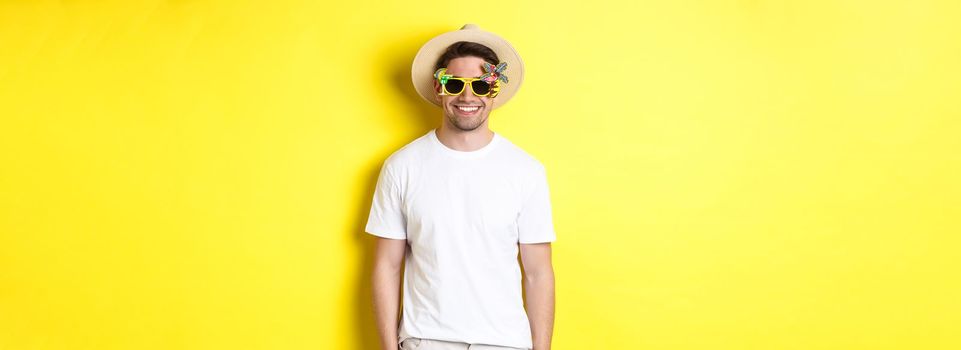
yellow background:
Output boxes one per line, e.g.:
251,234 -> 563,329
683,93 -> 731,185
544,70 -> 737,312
2,0 -> 959,349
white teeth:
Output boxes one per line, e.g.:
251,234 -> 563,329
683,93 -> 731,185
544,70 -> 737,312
456,106 -> 480,112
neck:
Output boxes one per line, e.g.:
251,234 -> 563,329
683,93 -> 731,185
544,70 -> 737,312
435,124 -> 494,152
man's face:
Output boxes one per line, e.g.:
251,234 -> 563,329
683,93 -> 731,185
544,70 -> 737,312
433,56 -> 495,132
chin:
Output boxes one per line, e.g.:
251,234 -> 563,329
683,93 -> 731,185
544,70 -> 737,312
447,113 -> 488,132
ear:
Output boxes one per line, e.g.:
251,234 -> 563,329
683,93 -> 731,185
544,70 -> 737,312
432,80 -> 442,103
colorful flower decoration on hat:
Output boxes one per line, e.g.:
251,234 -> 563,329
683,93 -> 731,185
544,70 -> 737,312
480,62 -> 509,85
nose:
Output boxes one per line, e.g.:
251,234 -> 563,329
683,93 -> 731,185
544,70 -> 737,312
455,88 -> 481,103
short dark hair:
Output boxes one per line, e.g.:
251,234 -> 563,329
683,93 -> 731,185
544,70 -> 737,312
434,41 -> 499,71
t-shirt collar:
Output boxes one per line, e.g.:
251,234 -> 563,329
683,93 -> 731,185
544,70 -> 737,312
428,128 -> 500,159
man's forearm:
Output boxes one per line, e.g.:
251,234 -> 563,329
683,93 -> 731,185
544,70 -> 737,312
372,264 -> 402,350
524,270 -> 555,350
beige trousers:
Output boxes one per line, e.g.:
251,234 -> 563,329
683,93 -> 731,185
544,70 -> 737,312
399,337 -> 530,350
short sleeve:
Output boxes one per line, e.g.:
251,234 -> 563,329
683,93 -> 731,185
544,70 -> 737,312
365,162 -> 407,239
517,165 -> 557,244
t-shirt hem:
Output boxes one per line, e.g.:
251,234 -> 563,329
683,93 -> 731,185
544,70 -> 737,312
518,233 -> 556,244
519,239 -> 555,244
365,228 -> 406,240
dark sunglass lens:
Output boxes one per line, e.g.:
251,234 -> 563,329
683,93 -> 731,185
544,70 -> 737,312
445,80 -> 465,94
471,81 -> 491,95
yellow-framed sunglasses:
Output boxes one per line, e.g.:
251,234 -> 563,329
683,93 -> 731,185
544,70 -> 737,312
433,67 -> 501,98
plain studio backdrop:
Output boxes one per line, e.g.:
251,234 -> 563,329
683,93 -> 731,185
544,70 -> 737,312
1,0 -> 959,349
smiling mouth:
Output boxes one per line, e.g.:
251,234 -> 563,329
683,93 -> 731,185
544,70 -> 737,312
454,105 -> 482,115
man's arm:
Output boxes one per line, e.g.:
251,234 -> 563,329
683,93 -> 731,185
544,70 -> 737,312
372,237 -> 407,350
520,242 -> 555,350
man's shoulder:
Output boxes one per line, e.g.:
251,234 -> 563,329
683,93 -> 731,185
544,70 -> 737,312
381,132 -> 432,170
496,134 -> 547,173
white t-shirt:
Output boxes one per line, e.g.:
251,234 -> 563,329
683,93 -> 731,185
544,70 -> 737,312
365,128 -> 556,349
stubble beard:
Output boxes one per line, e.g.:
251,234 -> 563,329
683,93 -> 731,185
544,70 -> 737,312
446,111 -> 488,132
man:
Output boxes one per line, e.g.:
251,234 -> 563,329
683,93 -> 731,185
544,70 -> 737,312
366,24 -> 556,350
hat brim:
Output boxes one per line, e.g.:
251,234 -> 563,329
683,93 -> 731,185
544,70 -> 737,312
411,25 -> 524,110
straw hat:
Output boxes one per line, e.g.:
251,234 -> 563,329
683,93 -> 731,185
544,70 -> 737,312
411,24 -> 525,109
